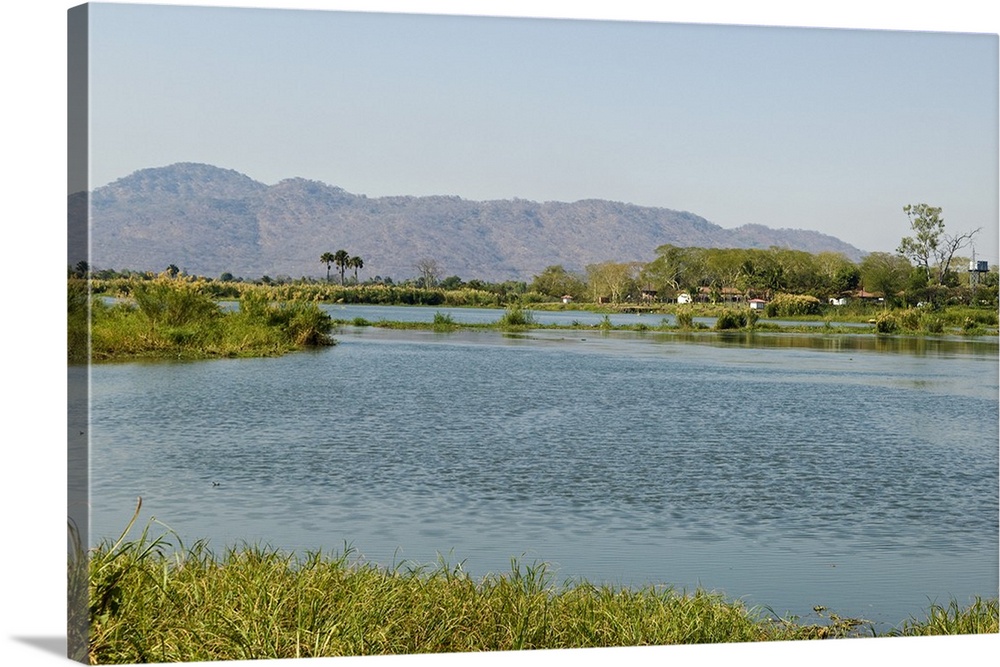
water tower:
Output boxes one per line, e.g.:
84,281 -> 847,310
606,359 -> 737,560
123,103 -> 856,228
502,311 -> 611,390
968,249 -> 989,289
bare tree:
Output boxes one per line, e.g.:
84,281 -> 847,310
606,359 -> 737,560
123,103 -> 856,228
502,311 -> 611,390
415,258 -> 441,288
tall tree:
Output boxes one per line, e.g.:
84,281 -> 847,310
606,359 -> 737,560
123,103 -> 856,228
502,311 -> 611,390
640,245 -> 705,295
415,258 -> 441,288
348,256 -> 364,283
333,249 -> 350,285
897,204 -> 980,285
586,261 -> 640,304
530,265 -> 587,299
320,252 -> 336,283
860,251 -> 911,305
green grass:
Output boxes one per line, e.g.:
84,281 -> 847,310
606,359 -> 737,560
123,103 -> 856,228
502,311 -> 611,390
71,279 -> 335,362
895,598 -> 999,636
497,305 -> 538,329
80,509 -> 997,664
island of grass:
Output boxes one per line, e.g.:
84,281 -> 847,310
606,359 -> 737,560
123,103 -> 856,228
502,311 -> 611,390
68,278 -> 336,363
71,509 -> 998,664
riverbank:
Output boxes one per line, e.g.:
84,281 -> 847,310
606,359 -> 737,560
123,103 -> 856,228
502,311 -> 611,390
76,516 -> 998,664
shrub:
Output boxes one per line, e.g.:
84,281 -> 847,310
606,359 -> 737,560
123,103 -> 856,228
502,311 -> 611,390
267,302 -> 335,346
715,311 -> 747,330
875,314 -> 898,334
922,316 -> 945,334
896,309 -> 921,331
132,279 -> 220,328
432,312 -> 456,330
676,310 -> 694,329
962,317 -> 985,335
498,306 -> 537,328
764,294 -> 822,317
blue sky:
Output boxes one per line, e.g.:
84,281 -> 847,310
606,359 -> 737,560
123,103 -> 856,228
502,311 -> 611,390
82,1 -> 999,263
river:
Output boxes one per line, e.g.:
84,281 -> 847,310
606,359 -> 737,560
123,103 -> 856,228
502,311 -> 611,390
87,306 -> 999,631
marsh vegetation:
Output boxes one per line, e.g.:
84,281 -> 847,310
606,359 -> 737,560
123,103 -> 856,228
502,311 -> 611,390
77,512 -> 997,664
68,278 -> 335,363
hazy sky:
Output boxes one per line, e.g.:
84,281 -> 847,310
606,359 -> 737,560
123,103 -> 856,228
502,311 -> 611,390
84,1 -> 999,262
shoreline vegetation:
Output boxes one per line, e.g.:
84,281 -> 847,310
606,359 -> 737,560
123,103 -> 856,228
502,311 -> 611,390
72,510 -> 998,664
70,276 -> 999,362
68,277 -> 336,363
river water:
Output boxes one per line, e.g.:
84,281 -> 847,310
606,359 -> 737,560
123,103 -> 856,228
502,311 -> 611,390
88,305 -> 999,630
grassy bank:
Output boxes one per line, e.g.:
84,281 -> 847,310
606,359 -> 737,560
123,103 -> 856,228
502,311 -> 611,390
76,513 -> 998,664
69,279 -> 335,362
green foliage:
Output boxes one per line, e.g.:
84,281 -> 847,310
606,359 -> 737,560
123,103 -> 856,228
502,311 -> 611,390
898,204 -> 945,282
764,293 -> 822,317
922,316 -> 945,334
254,301 -> 335,347
67,279 -> 90,363
860,252 -> 913,306
714,311 -> 748,330
895,598 -> 999,636
81,279 -> 334,361
131,280 -> 220,328
333,249 -> 351,285
897,204 -> 979,286
530,265 -> 588,300
895,308 -> 921,331
875,313 -> 899,334
498,305 -> 537,329
432,311 -> 456,330
320,252 -> 336,283
941,307 -> 999,328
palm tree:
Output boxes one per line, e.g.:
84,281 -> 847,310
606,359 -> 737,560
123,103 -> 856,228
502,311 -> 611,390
320,252 -> 336,283
348,256 -> 364,284
333,249 -> 350,285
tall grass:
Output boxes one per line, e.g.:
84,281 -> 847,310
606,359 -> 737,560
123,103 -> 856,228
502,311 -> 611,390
76,278 -> 335,361
83,515 -> 998,664
80,506 -> 1000,664
895,598 -> 999,636
714,310 -> 758,330
498,305 -> 537,329
68,278 -> 90,363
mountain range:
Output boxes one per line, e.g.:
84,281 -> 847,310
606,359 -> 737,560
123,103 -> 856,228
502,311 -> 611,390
72,162 -> 866,282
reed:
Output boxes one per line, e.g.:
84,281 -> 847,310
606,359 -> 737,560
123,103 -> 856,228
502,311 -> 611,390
82,512 -> 997,664
895,598 -> 999,636
76,278 -> 335,361
498,305 -> 538,329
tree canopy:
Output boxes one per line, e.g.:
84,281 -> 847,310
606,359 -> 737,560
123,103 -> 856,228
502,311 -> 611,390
897,204 -> 980,286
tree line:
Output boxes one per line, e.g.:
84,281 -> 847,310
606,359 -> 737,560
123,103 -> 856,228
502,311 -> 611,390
73,203 -> 996,310
528,203 -> 995,308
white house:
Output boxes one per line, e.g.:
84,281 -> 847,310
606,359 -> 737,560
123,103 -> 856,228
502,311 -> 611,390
677,293 -> 693,304
748,298 -> 767,311
829,296 -> 848,306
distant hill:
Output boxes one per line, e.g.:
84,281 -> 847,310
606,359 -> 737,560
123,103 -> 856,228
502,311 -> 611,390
77,162 -> 866,281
